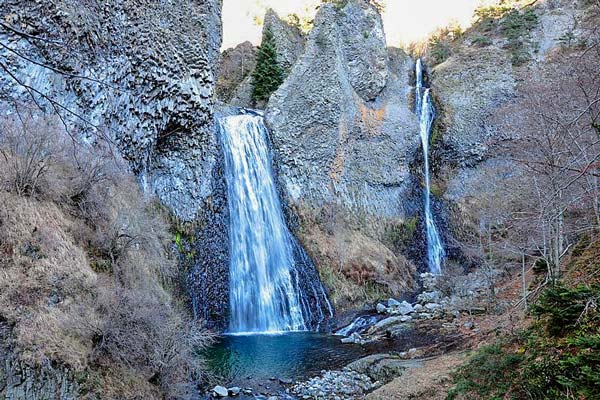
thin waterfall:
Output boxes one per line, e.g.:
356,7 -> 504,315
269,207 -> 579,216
219,113 -> 330,334
415,59 -> 445,275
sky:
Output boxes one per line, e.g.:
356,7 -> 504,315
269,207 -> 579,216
221,0 -> 487,50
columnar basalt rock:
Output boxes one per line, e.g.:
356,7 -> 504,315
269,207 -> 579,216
0,0 -> 222,221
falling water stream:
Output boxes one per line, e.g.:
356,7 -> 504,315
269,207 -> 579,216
415,59 -> 445,275
220,113 -> 308,334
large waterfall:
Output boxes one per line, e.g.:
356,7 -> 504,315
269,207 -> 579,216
415,59 -> 445,275
219,113 -> 331,334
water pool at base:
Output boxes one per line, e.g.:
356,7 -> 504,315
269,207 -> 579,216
203,332 -> 370,384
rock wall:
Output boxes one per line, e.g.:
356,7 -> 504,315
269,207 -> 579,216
264,0 -> 420,309
429,0 -> 586,217
0,321 -> 78,400
217,41 -> 257,102
0,0 -> 222,221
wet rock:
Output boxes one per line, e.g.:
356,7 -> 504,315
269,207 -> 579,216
371,315 -> 412,332
341,332 -> 367,345
390,300 -> 414,316
229,386 -> 241,396
212,385 -> 229,397
417,291 -> 442,304
413,304 -> 426,313
387,298 -> 401,307
425,303 -> 442,311
279,377 -> 293,385
376,303 -> 388,314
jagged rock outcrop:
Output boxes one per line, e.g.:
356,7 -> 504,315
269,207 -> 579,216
217,41 -> 257,102
266,1 -> 417,218
230,9 -> 305,108
431,48 -> 516,167
0,0 -> 222,221
263,8 -> 306,72
265,0 -> 420,308
430,0 -> 586,204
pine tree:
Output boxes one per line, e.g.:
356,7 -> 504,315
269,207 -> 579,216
251,29 -> 284,103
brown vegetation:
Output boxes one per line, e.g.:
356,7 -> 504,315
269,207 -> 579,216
0,109 -> 211,399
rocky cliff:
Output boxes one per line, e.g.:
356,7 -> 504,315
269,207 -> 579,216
428,0 -> 590,230
262,0 -> 421,309
0,0 -> 222,221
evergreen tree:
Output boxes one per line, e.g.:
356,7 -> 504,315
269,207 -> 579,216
251,29 -> 284,103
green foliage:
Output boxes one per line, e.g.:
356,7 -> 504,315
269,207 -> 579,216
447,283 -> 600,400
251,29 -> 285,103
532,284 -> 599,336
386,217 -> 418,251
500,9 -> 538,66
428,23 -> 462,65
321,0 -> 384,12
471,36 -> 492,47
284,13 -> 314,33
474,3 -> 513,21
447,343 -> 524,400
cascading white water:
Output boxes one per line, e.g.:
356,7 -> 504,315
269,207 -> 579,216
415,59 -> 445,275
220,113 -> 307,334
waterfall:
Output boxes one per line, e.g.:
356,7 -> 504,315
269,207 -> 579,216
415,59 -> 445,275
219,113 -> 330,334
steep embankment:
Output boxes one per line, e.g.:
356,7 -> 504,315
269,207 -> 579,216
0,116 -> 211,399
0,1 -> 223,398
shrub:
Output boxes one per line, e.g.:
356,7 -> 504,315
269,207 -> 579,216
0,114 -> 62,197
532,284 -> 599,337
447,283 -> 600,400
500,9 -> 538,66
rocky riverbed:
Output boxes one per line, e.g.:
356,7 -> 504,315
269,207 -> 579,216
203,270 -> 494,399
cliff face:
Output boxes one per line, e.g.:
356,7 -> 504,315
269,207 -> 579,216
0,0 -> 222,221
429,0 -> 590,223
264,0 -> 420,309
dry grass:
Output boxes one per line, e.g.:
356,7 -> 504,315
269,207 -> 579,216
295,203 -> 416,311
0,111 -> 211,399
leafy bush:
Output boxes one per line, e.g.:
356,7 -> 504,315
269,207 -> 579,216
251,29 -> 285,103
532,284 -> 599,336
427,23 -> 462,65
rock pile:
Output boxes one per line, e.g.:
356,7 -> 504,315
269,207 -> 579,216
292,370 -> 375,400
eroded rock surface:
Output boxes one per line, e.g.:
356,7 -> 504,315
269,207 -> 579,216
0,0 -> 222,221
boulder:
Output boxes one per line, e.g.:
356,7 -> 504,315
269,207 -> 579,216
387,298 -> 401,307
212,385 -> 229,397
376,303 -> 388,314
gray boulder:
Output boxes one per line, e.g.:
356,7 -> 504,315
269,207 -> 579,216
212,385 -> 229,397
